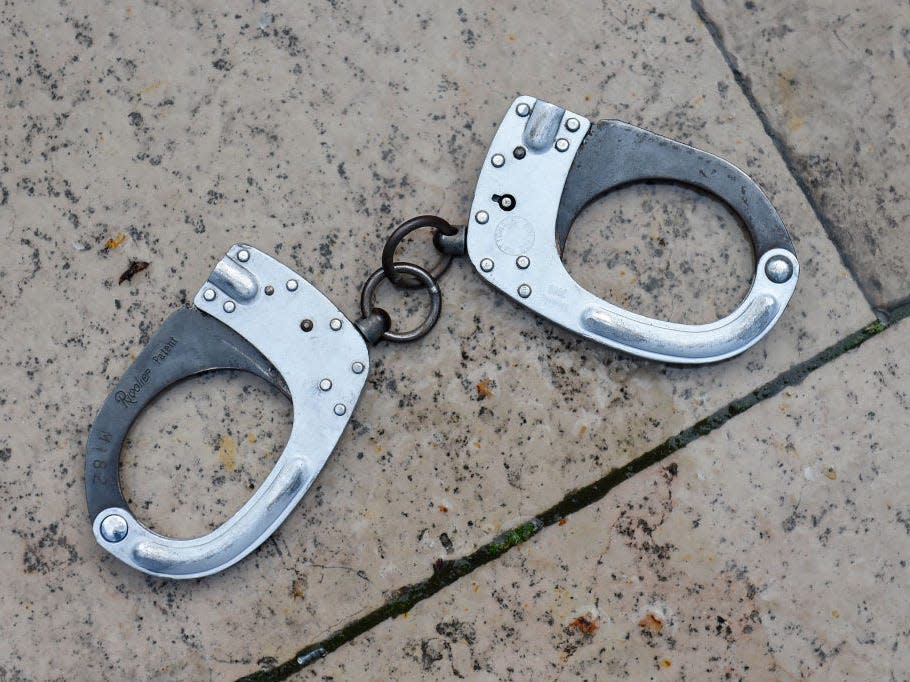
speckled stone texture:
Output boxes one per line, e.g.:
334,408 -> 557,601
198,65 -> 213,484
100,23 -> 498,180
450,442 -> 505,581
697,0 -> 910,310
315,318 -> 910,680
0,0 -> 887,679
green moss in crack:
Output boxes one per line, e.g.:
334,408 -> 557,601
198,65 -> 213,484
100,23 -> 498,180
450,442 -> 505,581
485,519 -> 543,556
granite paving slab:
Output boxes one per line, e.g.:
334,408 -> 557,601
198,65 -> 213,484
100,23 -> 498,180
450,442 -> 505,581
314,317 -> 910,680
0,0 -> 873,678
696,0 -> 910,311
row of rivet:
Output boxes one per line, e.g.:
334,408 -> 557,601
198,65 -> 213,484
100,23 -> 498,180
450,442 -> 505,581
479,255 -> 530,272
203,278 -> 349,332
317,360 -> 366,417
472,101 -> 583,303
206,249 -> 366,417
478,254 -> 533,299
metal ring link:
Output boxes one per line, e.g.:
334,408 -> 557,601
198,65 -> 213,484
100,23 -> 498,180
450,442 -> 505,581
360,262 -> 441,343
381,215 -> 457,289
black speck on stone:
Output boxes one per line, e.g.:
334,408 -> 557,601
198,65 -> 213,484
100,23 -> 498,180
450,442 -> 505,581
436,619 -> 477,644
128,111 -> 143,127
420,639 -> 444,670
212,58 -> 232,71
0,448 -> 10,462
256,657 -> 277,670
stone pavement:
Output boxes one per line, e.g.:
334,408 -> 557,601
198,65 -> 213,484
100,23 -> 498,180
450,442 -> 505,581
0,1 -> 904,680
696,0 -> 910,312
315,318 -> 910,680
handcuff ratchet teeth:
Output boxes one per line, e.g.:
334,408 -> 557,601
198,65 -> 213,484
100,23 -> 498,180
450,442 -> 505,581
86,95 -> 798,578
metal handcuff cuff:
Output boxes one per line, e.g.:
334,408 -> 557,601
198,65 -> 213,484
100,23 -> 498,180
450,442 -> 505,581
85,96 -> 799,579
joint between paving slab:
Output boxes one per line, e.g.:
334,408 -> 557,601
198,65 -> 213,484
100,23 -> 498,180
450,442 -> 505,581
237,317 -> 893,682
876,293 -> 910,325
689,0 -> 879,314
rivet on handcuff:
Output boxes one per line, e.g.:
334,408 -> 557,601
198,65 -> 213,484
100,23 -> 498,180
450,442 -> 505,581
85,96 -> 798,578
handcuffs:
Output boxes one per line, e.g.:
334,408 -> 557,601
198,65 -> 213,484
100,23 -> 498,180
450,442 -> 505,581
85,96 -> 798,578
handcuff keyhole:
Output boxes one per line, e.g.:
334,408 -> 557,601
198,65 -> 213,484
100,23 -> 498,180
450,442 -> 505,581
492,193 -> 516,211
